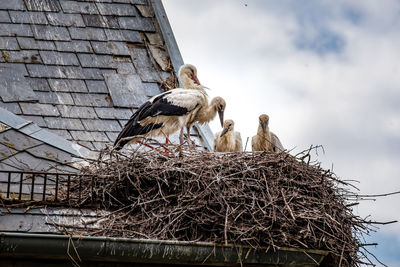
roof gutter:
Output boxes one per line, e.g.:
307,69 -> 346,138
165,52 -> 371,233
0,232 -> 328,265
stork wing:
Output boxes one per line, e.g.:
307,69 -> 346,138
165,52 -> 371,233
114,89 -> 205,149
271,132 -> 284,152
141,89 -> 205,119
235,132 -> 243,152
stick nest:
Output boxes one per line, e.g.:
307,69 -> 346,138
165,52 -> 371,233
67,147 -> 373,266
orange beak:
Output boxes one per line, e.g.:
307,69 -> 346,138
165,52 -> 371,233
193,75 -> 200,85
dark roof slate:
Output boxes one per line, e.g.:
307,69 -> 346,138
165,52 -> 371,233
0,0 -> 212,153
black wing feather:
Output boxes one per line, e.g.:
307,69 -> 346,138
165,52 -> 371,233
114,91 -> 193,149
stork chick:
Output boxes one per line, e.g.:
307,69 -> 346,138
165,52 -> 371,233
185,96 -> 226,146
114,88 -> 207,150
214,120 -> 242,152
178,64 -> 207,90
252,114 -> 284,152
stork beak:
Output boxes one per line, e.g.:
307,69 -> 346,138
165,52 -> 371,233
220,127 -> 229,137
218,109 -> 224,127
262,122 -> 268,133
193,75 -> 201,85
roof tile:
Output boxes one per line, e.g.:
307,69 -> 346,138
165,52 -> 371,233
0,23 -> 33,37
71,93 -> 111,107
96,3 -> 139,16
28,65 -> 104,79
0,11 -> 11,23
69,27 -> 106,41
60,1 -> 99,14
91,41 -> 130,55
17,37 -> 56,50
46,12 -> 85,27
130,0 -> 148,4
82,14 -> 119,28
27,78 -> 51,92
81,119 -> 121,131
44,117 -> 85,130
0,37 -> 20,50
19,115 -> 47,127
0,102 -> 22,114
85,80 -> 108,93
20,103 -> 60,116
95,107 -> 132,119
0,63 -> 28,75
136,5 -> 154,18
104,29 -> 142,42
2,50 -> 42,64
0,67 -> 37,102
0,130 -> 42,151
118,17 -> 155,32
63,66 -> 104,79
39,51 -> 80,66
55,40 -> 93,53
92,141 -> 108,150
31,25 -> 71,41
35,91 -> 74,105
105,73 -> 148,107
115,62 -> 136,74
46,129 -> 73,140
24,0 -> 61,12
105,131 -> 119,142
57,105 -> 98,119
129,47 -> 151,68
9,11 -> 48,24
70,130 -> 109,142
48,79 -> 87,92
77,53 -> 114,68
0,0 -> 25,11
27,64 -> 68,78
143,82 -> 162,96
145,33 -> 163,45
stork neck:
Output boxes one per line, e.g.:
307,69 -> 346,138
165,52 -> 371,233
257,125 -> 270,138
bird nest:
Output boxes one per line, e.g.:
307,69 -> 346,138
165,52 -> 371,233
65,146 -> 381,266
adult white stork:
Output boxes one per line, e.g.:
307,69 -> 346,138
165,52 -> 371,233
113,88 -> 207,150
178,64 -> 207,90
252,114 -> 284,152
214,119 -> 242,152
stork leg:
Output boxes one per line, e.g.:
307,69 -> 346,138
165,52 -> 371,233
178,127 -> 184,156
186,126 -> 194,150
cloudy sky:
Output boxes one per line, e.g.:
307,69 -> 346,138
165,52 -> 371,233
162,0 -> 400,265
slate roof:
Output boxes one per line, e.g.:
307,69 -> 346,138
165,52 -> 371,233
0,0 -> 212,153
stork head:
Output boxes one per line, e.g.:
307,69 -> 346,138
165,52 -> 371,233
178,64 -> 206,90
259,114 -> 269,133
212,97 -> 226,127
220,119 -> 234,137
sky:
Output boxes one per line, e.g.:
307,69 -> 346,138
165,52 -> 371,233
162,0 -> 400,265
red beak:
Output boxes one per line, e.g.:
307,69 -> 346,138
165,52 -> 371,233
193,75 -> 200,85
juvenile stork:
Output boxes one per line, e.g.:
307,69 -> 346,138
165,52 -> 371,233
252,114 -> 284,152
178,64 -> 207,90
214,120 -> 242,152
113,88 -> 207,150
185,96 -> 226,146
